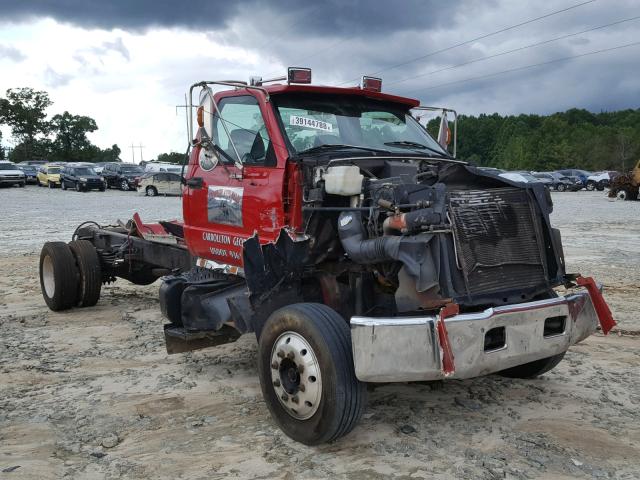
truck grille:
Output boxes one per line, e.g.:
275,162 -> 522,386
448,188 -> 547,296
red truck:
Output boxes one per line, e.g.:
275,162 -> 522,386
39,68 -> 615,445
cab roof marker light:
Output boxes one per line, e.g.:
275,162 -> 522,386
361,76 -> 382,92
288,67 -> 312,84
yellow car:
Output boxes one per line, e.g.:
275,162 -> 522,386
37,164 -> 62,188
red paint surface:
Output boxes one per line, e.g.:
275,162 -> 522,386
576,276 -> 616,334
438,303 -> 459,375
182,84 -> 419,266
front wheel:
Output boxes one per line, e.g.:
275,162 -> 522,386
257,303 -> 366,445
48,181 -> 54,189
556,183 -> 566,192
498,352 -> 566,379
586,181 -> 596,191
39,242 -> 79,311
75,182 -> 82,192
61,181 -> 67,190
120,180 -> 129,191
146,186 -> 157,197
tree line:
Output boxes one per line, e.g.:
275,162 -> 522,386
427,108 -> 640,172
0,87 -> 121,163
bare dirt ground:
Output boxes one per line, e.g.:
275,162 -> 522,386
1,187 -> 639,479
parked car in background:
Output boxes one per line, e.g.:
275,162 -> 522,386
557,169 -> 591,187
143,162 -> 183,174
531,172 -> 577,191
23,160 -> 49,167
0,160 -> 26,187
60,165 -> 106,192
586,171 -> 618,191
17,164 -> 38,184
499,172 -> 541,184
102,163 -> 145,190
36,164 -> 62,188
93,162 -> 108,174
138,172 -> 183,196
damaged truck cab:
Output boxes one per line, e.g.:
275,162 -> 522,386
39,69 -> 615,445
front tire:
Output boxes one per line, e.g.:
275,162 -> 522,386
146,186 -> 157,197
257,303 -> 366,445
556,183 -> 566,192
68,240 -> 102,307
39,242 -> 79,311
120,180 -> 129,191
48,181 -> 54,189
586,181 -> 596,191
61,181 -> 67,190
75,182 -> 82,192
498,352 -> 566,379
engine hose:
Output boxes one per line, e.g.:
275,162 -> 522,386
338,211 -> 401,264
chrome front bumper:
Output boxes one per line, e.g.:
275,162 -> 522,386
350,290 -> 599,382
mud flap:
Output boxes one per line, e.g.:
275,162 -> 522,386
163,324 -> 241,354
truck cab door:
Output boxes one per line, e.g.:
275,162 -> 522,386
183,94 -> 285,268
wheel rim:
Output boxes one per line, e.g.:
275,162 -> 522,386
270,331 -> 322,420
617,190 -> 627,200
147,187 -> 155,196
121,181 -> 129,190
586,183 -> 594,191
42,255 -> 55,298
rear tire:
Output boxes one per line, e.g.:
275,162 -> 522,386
556,183 -> 566,192
586,181 -> 596,191
498,353 -> 566,379
146,186 -> 157,197
68,240 -> 102,307
257,303 -> 366,445
39,242 -> 79,311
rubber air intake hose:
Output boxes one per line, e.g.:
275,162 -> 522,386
337,211 -> 401,264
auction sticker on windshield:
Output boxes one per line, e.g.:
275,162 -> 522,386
289,115 -> 333,132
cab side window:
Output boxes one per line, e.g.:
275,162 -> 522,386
213,96 -> 275,167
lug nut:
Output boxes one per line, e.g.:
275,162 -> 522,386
297,365 -> 305,374
276,350 -> 285,359
271,361 -> 279,369
299,384 -> 306,393
273,379 -> 280,387
291,395 -> 299,404
281,393 -> 289,402
287,351 -> 295,360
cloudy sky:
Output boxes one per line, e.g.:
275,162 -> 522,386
0,0 -> 638,161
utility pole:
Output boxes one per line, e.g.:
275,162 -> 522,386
129,143 -> 145,164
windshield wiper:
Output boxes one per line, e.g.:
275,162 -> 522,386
298,144 -> 390,155
384,141 -> 451,158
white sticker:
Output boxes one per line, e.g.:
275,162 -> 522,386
289,115 -> 333,132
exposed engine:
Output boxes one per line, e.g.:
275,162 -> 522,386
300,157 -> 565,316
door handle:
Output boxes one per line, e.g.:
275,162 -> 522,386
186,177 -> 204,189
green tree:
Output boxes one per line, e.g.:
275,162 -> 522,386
156,152 -> 185,164
0,87 -> 52,142
49,111 -> 98,162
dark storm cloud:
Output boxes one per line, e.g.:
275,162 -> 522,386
0,0 -> 455,34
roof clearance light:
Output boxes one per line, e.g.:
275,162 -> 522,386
361,76 -> 382,92
288,67 -> 312,84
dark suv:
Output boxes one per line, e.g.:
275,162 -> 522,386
102,163 -> 144,191
61,165 -> 105,192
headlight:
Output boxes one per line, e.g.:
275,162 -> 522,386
80,177 -> 87,182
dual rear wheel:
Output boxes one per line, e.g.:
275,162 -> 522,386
39,240 -> 102,311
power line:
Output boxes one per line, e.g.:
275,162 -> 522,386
338,0 -> 597,85
403,41 -> 640,96
387,15 -> 640,88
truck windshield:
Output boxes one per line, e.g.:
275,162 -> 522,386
74,168 -> 96,175
272,94 -> 448,157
